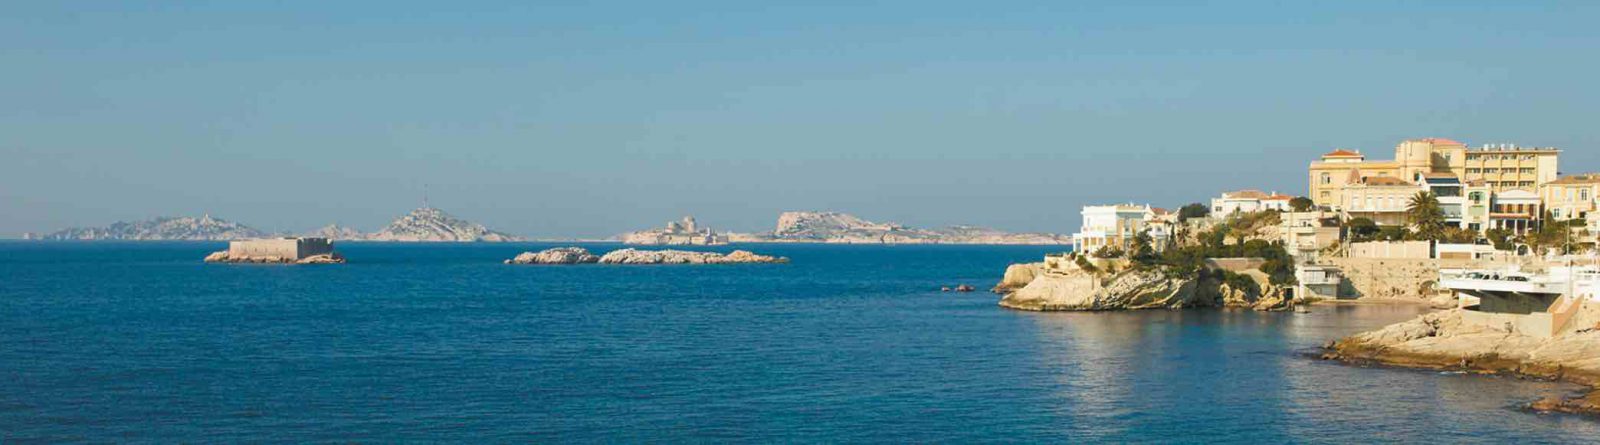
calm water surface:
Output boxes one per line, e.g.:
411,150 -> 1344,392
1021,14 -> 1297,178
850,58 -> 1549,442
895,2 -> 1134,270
1,242 -> 1596,443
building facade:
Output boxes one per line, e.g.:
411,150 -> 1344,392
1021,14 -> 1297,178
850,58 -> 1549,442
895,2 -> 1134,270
1339,176 -> 1415,226
1540,174 -> 1600,222
1211,190 -> 1293,215
1309,138 -> 1561,210
1073,204 -> 1155,254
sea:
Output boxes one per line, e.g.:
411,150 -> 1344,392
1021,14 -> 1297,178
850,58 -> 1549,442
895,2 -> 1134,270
1,242 -> 1597,443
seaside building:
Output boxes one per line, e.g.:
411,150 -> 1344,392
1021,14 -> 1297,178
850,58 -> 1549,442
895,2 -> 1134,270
1210,190 -> 1293,215
1338,175 -> 1414,226
1308,138 -> 1561,209
1489,189 -> 1542,235
1440,267 -> 1592,338
1539,174 -> 1600,222
1073,204 -> 1156,254
626,215 -> 729,245
226,237 -> 335,262
1460,143 -> 1560,192
1280,210 -> 1341,264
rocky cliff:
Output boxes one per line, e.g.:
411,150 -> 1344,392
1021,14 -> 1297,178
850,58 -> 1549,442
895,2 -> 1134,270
37,215 -> 267,241
995,256 -> 1291,311
741,211 -> 1070,244
365,207 -> 523,242
1323,306 -> 1600,417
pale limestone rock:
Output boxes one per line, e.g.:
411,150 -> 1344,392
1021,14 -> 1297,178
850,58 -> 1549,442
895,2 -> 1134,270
999,269 -> 1205,311
597,248 -> 787,265
366,207 -> 522,242
504,247 -> 601,264
992,262 -> 1046,293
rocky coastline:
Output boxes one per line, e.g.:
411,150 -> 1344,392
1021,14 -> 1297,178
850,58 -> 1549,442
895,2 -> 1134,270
1321,307 -> 1600,417
993,257 -> 1292,312
505,247 -> 788,265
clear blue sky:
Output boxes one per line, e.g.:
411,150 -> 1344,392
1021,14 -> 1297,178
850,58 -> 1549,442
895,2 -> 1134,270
3,1 -> 1597,238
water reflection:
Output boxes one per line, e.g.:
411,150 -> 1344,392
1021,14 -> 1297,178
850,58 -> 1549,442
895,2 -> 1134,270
1017,305 -> 1600,442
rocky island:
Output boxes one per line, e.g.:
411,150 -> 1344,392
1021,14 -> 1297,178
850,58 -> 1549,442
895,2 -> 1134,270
618,216 -> 729,245
34,215 -> 267,241
505,247 -> 787,265
360,206 -> 523,242
204,237 -> 346,264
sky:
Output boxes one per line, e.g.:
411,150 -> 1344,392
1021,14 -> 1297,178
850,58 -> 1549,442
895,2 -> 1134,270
3,1 -> 1598,238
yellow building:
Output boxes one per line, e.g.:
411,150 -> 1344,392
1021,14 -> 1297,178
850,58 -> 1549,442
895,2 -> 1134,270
1308,149 -> 1399,209
1340,176 -> 1416,226
1539,174 -> 1600,221
1461,144 -> 1560,192
1309,138 -> 1560,209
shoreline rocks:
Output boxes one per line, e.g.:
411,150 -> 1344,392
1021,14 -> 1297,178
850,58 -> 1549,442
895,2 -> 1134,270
1321,308 -> 1600,418
504,247 -> 788,265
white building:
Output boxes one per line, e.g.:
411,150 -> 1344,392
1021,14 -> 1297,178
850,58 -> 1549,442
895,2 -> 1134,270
1074,204 -> 1156,254
1211,190 -> 1294,215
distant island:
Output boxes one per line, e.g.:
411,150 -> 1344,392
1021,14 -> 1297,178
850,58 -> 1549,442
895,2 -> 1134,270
616,211 -> 1070,245
27,206 -> 523,242
26,215 -> 266,241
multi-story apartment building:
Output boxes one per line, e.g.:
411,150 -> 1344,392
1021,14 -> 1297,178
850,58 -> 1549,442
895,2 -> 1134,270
1309,138 -> 1561,210
1073,204 -> 1155,254
1338,176 -> 1415,226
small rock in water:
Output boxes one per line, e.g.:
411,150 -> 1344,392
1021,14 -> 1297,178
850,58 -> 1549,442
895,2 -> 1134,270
955,284 -> 975,292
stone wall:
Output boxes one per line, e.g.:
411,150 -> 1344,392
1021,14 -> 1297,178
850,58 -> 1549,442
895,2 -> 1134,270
227,238 -> 332,261
1348,241 -> 1432,259
1323,257 -> 1444,300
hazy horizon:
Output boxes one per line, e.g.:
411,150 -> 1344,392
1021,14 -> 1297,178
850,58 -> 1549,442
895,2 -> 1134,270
5,1 -> 1599,238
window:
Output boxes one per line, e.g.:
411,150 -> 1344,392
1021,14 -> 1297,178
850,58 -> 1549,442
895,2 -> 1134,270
1320,173 -> 1331,185
1484,168 -> 1499,173
1466,168 -> 1481,174
1584,189 -> 1592,202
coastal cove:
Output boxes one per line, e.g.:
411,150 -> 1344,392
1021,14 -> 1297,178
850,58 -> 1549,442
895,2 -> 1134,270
2,242 -> 1598,442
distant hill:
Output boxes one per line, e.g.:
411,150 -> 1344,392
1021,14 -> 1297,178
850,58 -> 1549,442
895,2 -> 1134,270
361,207 -> 523,242
731,211 -> 1070,245
35,215 -> 268,241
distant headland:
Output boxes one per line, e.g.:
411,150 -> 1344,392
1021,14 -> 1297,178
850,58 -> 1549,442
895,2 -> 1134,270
617,211 -> 1071,245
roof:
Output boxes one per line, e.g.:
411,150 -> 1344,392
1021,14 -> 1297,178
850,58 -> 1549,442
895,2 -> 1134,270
1262,194 -> 1294,201
1222,189 -> 1269,199
1410,137 -> 1464,146
1362,176 -> 1412,186
1321,149 -> 1363,158
1548,174 -> 1600,185
1151,207 -> 1171,215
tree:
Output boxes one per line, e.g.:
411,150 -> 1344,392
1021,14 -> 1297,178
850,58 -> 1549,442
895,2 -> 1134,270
1178,203 -> 1210,222
1289,196 -> 1315,212
1345,217 -> 1379,241
1093,246 -> 1125,259
1439,226 -> 1477,244
1378,225 -> 1408,241
1406,191 -> 1446,241
1129,231 -> 1157,266
1484,228 -> 1515,250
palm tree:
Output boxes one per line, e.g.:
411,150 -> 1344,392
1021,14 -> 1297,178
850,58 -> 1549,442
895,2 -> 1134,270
1406,191 -> 1446,241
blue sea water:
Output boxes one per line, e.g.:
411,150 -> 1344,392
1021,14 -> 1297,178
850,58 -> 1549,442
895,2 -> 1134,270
1,242 -> 1597,443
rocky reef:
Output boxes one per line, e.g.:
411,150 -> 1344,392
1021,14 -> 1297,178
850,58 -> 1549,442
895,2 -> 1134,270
364,207 -> 523,242
504,247 -> 602,264
38,215 -> 267,241
504,247 -> 788,265
1321,307 -> 1600,417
